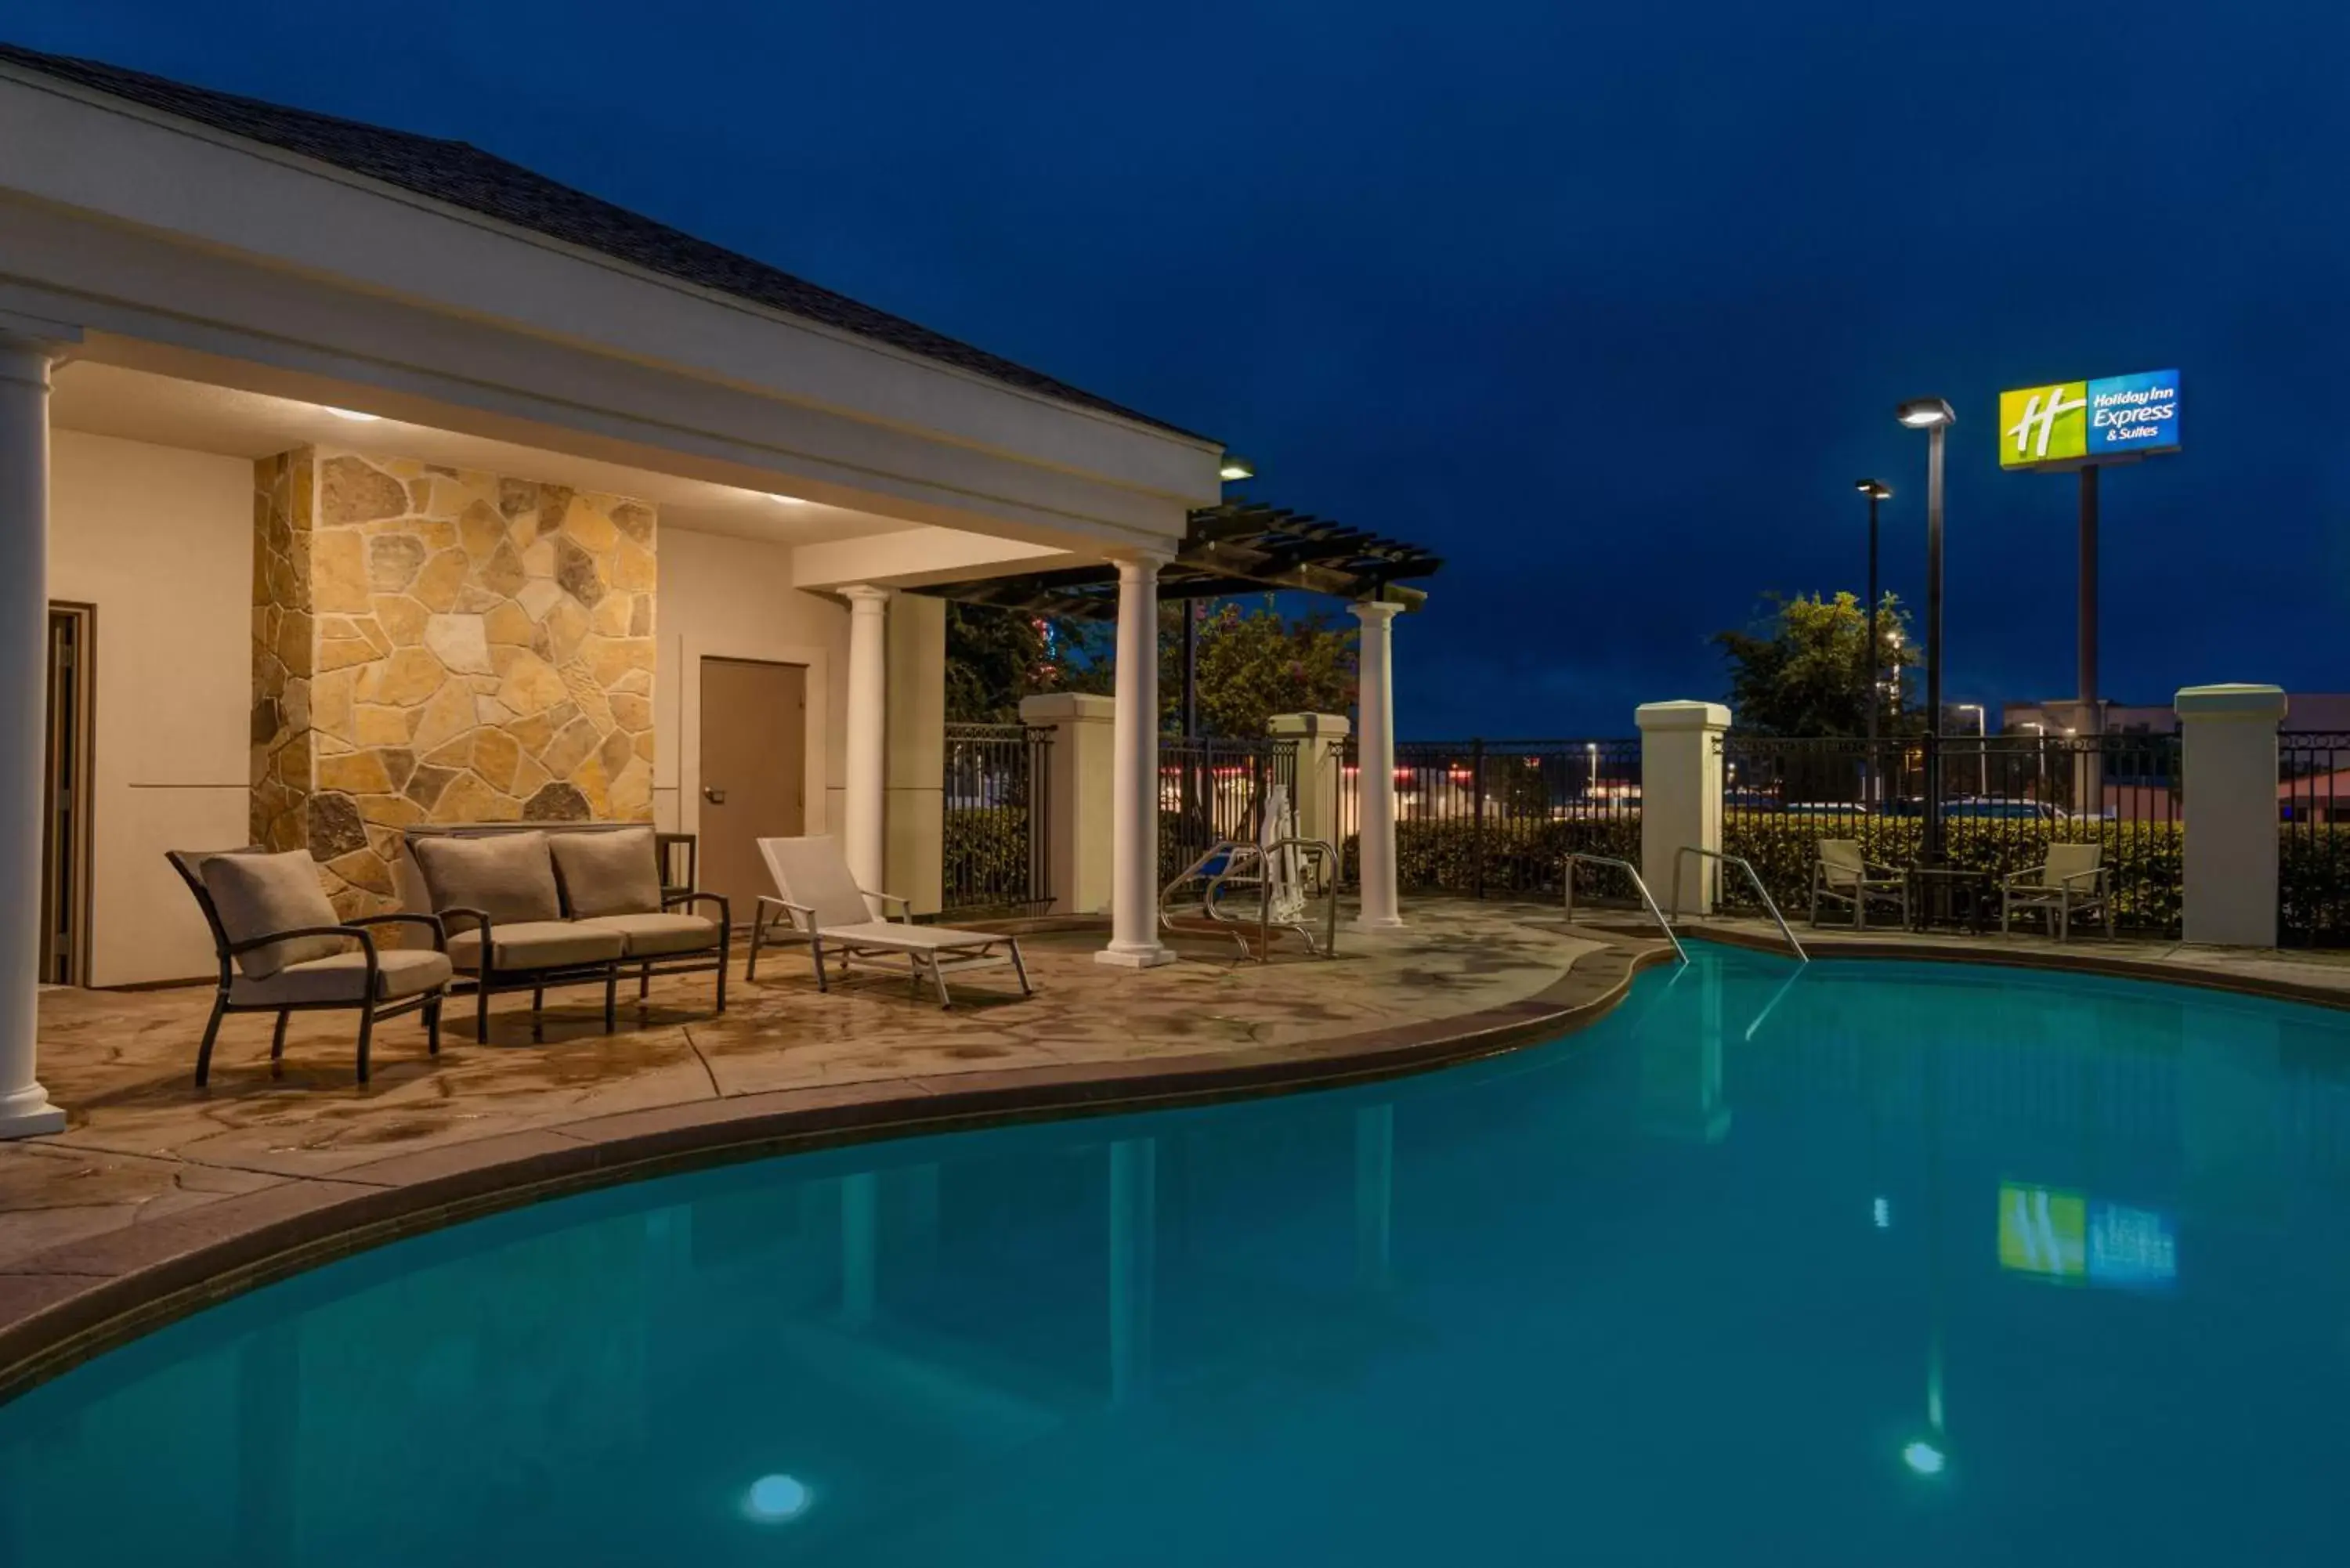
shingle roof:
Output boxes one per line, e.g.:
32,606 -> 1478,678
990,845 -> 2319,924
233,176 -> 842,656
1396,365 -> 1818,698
0,40 -> 1205,439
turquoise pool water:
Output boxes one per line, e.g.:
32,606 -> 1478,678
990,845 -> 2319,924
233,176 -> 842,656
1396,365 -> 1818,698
6,945 -> 2349,1565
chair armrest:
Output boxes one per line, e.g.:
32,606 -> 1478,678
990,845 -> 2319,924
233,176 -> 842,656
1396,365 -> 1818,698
2001,869 -> 2041,888
226,923 -> 374,958
774,898 -> 822,935
2059,868 -> 2104,890
1865,861 -> 1906,880
861,889 -> 914,924
345,912 -> 448,952
663,891 -> 732,937
439,905 -> 494,938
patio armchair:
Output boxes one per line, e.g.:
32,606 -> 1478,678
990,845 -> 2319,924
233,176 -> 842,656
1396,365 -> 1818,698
745,834 -> 1031,1007
1810,839 -> 1909,930
168,848 -> 451,1086
2000,842 -> 2113,941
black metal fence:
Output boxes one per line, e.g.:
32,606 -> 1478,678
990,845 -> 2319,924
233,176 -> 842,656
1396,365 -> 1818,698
1159,735 -> 1300,887
1718,732 -> 2184,934
2281,732 -> 2350,947
1332,736 -> 1645,899
942,724 -> 1051,915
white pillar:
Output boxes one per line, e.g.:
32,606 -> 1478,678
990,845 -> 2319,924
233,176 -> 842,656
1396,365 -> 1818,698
1098,552 -> 1173,967
2176,683 -> 2287,947
841,584 -> 891,897
1350,601 -> 1404,930
0,324 -> 70,1138
1635,700 -> 1731,916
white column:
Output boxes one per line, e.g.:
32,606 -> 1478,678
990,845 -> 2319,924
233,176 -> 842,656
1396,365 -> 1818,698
1098,551 -> 1173,967
1635,700 -> 1731,916
2176,683 -> 2287,947
1350,601 -> 1404,930
0,325 -> 70,1138
841,584 -> 891,898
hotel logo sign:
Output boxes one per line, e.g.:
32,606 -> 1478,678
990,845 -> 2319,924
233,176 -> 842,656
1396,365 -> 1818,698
1999,369 -> 2181,469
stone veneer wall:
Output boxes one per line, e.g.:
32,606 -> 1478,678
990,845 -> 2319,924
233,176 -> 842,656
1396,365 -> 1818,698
250,446 -> 657,917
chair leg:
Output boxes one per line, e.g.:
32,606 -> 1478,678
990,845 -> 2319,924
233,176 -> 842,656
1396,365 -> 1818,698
194,991 -> 228,1087
638,963 -> 651,1001
270,1010 -> 291,1067
714,950 -> 727,1014
531,985 -> 545,1044
811,937 -> 828,994
746,916 -> 765,981
425,995 -> 443,1056
475,981 -> 490,1044
604,967 -> 618,1033
356,1003 -> 375,1085
1008,941 -> 1032,998
930,956 -> 953,1009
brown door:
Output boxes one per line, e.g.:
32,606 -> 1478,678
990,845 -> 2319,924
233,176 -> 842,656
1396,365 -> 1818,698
698,657 -> 808,922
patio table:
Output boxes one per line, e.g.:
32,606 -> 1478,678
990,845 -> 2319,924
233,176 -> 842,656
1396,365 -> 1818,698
1906,865 -> 1992,934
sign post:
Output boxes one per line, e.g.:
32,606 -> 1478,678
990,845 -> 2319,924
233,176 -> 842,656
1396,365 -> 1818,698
1998,370 -> 2181,812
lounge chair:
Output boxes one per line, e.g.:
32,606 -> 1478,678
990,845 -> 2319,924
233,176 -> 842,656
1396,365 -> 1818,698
744,834 -> 1032,1006
2001,842 -> 2112,940
167,847 -> 452,1086
1810,839 -> 1909,930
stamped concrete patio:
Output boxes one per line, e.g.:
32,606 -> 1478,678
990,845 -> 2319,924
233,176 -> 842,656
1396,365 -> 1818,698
0,903 -> 1628,1281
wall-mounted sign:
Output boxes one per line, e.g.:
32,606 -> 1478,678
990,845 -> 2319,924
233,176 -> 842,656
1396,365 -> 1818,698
1998,369 -> 2182,469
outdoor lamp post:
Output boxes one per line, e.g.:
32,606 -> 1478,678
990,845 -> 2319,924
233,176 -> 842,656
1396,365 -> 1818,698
1855,479 -> 1893,805
1957,703 -> 1987,796
1895,397 -> 1956,860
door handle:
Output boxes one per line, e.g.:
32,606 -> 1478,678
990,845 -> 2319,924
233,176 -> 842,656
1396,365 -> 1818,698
703,786 -> 727,805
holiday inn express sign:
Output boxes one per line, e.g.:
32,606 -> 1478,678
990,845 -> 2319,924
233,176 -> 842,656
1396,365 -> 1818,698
1999,369 -> 2182,469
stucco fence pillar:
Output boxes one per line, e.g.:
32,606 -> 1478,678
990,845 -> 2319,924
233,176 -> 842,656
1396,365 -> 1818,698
1635,700 -> 1730,916
1267,712 -> 1350,866
1020,692 -> 1116,918
2176,683 -> 2287,948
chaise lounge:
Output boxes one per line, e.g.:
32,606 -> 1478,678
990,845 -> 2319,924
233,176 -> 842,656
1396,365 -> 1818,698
746,834 -> 1030,1007
403,825 -> 729,1040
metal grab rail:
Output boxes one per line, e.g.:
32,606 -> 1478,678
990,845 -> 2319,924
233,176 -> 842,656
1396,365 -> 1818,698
1161,836 -> 1342,960
1560,854 -> 1687,964
1670,847 -> 1808,963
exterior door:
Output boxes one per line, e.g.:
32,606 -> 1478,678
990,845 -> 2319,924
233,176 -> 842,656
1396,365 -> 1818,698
698,657 -> 808,923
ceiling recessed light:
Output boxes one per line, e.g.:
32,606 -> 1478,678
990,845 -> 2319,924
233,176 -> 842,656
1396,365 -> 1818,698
324,406 -> 380,422
768,493 -> 809,506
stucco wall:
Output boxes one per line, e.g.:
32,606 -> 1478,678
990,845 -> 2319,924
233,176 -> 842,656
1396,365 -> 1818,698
255,446 -> 657,917
50,432 -> 251,986
651,528 -> 845,844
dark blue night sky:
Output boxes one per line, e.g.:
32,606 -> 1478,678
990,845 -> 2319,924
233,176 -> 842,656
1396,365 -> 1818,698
13,2 -> 2346,735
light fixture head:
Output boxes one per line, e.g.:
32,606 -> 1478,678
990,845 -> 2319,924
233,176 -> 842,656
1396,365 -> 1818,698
1855,478 -> 1893,500
324,406 -> 379,422
1218,454 -> 1256,482
1894,397 -> 1957,429
767,493 -> 809,506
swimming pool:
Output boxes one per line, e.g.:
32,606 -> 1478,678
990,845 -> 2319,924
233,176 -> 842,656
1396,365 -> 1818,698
5,945 -> 2347,1565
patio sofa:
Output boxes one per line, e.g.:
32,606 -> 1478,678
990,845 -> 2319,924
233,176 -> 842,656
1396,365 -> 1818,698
400,824 -> 728,1040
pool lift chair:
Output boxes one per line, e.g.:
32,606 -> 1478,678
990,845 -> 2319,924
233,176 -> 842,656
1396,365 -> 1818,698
1159,785 -> 1340,960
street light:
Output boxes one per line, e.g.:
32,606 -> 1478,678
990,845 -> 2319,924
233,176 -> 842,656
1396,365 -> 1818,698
1854,479 -> 1893,804
1894,397 -> 1956,860
1586,740 -> 1599,800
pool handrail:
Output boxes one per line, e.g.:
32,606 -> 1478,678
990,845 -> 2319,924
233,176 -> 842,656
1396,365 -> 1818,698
1560,853 -> 1687,964
1670,846 -> 1809,963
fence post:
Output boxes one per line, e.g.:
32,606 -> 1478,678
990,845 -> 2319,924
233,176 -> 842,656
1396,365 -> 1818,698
1019,693 -> 1117,916
2175,684 -> 2287,947
1470,739 -> 1488,899
1636,701 -> 1732,913
1269,714 -> 1350,860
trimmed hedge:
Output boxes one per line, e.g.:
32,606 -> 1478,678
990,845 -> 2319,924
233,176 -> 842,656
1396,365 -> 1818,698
2282,826 -> 2350,945
1337,815 -> 1645,900
942,808 -> 1034,912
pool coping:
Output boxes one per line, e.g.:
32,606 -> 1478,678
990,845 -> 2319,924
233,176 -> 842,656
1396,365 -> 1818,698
1684,923 -> 2350,1011
0,937 -> 1675,1406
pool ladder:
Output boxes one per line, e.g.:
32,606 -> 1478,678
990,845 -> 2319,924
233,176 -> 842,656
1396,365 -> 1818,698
1670,847 -> 1809,963
1560,854 -> 1687,964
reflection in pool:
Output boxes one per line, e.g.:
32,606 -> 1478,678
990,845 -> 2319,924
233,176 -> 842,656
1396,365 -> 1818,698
5,947 -> 2350,1565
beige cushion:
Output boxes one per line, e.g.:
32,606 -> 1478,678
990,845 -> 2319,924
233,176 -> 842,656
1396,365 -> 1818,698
411,833 -> 562,926
200,851 -> 344,979
230,948 -> 453,1006
577,912 -> 721,958
550,828 -> 663,918
446,919 -> 625,973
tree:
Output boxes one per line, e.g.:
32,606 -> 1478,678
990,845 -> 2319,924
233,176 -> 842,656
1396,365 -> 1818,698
945,594 -> 1356,735
1712,591 -> 1919,736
